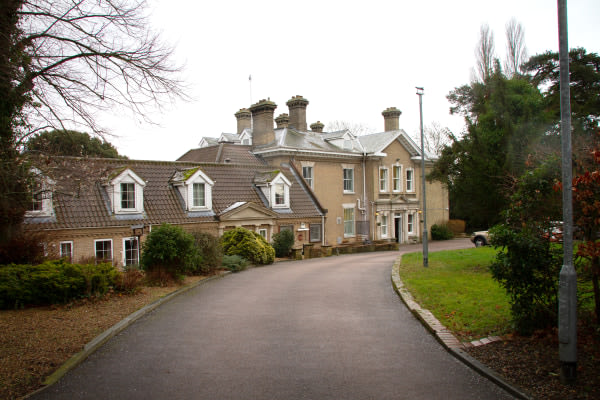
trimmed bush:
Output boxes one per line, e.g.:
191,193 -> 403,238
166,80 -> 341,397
431,224 -> 454,240
272,229 -> 295,257
222,255 -> 249,272
141,223 -> 200,277
193,231 -> 223,274
221,227 -> 275,265
0,260 -> 119,309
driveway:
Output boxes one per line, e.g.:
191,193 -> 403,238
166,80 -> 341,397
34,239 -> 514,399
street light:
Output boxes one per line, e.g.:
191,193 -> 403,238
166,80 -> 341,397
416,87 -> 428,267
557,0 -> 577,384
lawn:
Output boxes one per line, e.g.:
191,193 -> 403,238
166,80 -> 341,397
398,247 -> 512,341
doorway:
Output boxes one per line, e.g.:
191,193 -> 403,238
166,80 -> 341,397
394,214 -> 403,243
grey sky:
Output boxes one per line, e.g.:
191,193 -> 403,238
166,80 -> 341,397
105,0 -> 599,160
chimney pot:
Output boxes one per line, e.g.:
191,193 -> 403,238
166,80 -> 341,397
286,95 -> 309,131
310,121 -> 325,133
249,99 -> 277,147
234,108 -> 251,134
382,107 -> 402,131
275,113 -> 290,129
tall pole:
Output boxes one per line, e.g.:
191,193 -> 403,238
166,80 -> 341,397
416,87 -> 428,267
557,0 -> 577,384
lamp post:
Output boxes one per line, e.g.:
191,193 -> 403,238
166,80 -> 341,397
416,87 -> 428,267
557,0 -> 577,384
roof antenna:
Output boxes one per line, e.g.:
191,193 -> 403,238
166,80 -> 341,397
249,74 -> 253,130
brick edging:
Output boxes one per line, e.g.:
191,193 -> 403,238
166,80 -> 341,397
391,257 -> 531,400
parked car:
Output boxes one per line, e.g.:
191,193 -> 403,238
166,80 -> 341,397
470,230 -> 489,247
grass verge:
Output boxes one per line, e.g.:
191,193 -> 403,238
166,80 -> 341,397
398,247 -> 512,341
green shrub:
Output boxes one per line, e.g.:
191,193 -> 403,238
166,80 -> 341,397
221,227 -> 275,265
0,260 -> 119,309
141,223 -> 200,276
489,224 -> 562,335
431,224 -> 454,240
272,229 -> 295,257
222,255 -> 249,272
193,231 -> 223,274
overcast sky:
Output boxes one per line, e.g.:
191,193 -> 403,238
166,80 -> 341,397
105,0 -> 599,161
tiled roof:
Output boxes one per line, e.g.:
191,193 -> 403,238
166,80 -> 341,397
28,157 -> 324,230
177,144 -> 267,165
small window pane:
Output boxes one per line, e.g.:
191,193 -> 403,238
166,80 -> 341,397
302,166 -> 313,188
379,168 -> 388,192
124,238 -> 139,266
406,170 -> 413,192
193,183 -> 205,207
343,168 -> 354,192
60,242 -> 73,261
393,166 -> 401,191
310,224 -> 321,242
95,240 -> 112,263
344,208 -> 355,236
121,183 -> 135,209
275,183 -> 285,205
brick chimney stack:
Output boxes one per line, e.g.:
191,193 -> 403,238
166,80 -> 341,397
249,99 -> 277,146
275,113 -> 290,129
310,121 -> 324,133
286,95 -> 309,131
235,108 -> 251,134
382,107 -> 402,132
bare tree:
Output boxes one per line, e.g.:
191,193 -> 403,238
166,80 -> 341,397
504,18 -> 528,77
326,120 -> 375,136
0,0 -> 185,245
475,24 -> 495,82
14,0 -> 186,143
423,122 -> 452,157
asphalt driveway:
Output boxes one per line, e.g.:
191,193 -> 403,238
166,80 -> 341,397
33,239 -> 515,399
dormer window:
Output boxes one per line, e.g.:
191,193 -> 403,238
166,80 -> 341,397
171,167 -> 214,212
254,170 -> 292,209
106,168 -> 146,215
26,168 -> 54,218
269,174 -> 291,208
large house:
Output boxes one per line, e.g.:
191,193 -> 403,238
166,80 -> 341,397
179,95 -> 449,247
24,95 -> 449,265
24,157 -> 325,266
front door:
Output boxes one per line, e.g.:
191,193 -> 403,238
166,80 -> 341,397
394,215 -> 403,243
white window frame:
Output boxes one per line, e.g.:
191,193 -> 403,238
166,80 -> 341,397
392,165 -> 402,192
94,239 -> 113,264
406,168 -> 414,193
407,213 -> 415,234
25,169 -> 54,217
343,205 -> 355,237
269,173 -> 291,209
185,169 -> 214,211
192,182 -> 206,208
302,166 -> 314,189
60,241 -> 73,261
111,169 -> 145,214
381,213 -> 388,237
123,237 -> 139,267
343,167 -> 354,193
379,167 -> 389,192
258,228 -> 268,240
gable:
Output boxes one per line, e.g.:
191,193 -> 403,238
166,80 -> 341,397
219,202 -> 278,221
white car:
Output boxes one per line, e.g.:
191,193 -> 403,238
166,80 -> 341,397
470,231 -> 489,247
